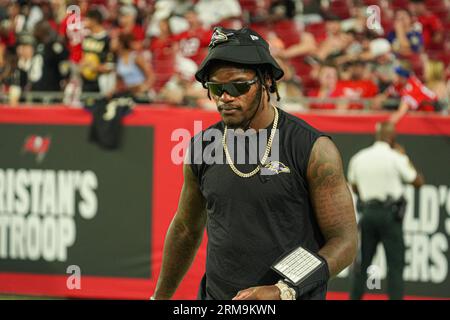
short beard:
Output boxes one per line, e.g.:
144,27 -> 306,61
225,84 -> 263,130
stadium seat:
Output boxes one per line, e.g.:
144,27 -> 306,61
425,0 -> 446,6
390,0 -> 410,10
407,53 -> 425,80
442,53 -> 450,67
248,23 -> 270,38
328,0 -> 351,19
239,0 -> 260,24
428,7 -> 449,24
426,0 -> 449,17
380,18 -> 394,35
212,18 -> 243,29
305,22 -> 327,42
428,51 -> 450,65
444,21 -> 450,33
238,0 -> 255,11
152,56 -> 176,91
290,57 -> 319,90
362,0 -> 381,5
273,19 -> 301,48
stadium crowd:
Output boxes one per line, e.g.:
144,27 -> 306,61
0,0 -> 449,119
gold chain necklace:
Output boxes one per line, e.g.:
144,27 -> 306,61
222,105 -> 278,178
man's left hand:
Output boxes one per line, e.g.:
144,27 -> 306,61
232,285 -> 280,300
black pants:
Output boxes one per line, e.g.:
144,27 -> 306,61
82,78 -> 100,93
350,203 -> 405,300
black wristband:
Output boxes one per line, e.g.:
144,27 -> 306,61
286,254 -> 330,299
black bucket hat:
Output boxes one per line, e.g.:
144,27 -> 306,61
195,27 -> 284,84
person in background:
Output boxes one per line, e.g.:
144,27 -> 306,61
195,0 -> 242,28
315,14 -> 349,62
15,32 -> 36,89
338,59 -> 378,110
37,0 -> 59,31
267,32 -> 304,111
60,0 -> 88,106
307,62 -> 346,110
144,0 -> 175,39
0,34 -> 15,105
158,54 -> 205,107
342,3 -> 382,35
149,18 -> 177,92
387,9 -> 423,57
424,60 -> 449,109
172,8 -> 211,66
367,38 -> 396,96
7,32 -> 35,106
80,7 -> 114,93
0,38 -> 5,80
385,61 -> 438,123
5,1 -> 27,35
333,29 -> 364,68
273,29 -> 317,61
369,42 -> 398,111
50,0 -> 68,26
408,0 -> 444,51
21,0 -> 47,32
266,0 -> 296,23
0,27 -> 6,73
152,27 -> 357,301
116,4 -> 145,51
0,0 -> 7,20
0,13 -> 15,49
59,0 -> 88,66
302,0 -> 322,17
115,33 -> 155,102
348,121 -> 424,300
30,20 -> 68,93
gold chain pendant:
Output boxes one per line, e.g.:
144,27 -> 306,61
222,105 -> 279,178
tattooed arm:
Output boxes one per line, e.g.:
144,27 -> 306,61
233,136 -> 358,300
153,164 -> 207,299
307,137 -> 358,277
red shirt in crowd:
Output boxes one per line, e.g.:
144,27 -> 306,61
416,13 -> 444,49
387,75 -> 437,111
0,30 -> 15,47
150,35 -> 176,91
59,13 -> 84,64
172,28 -> 212,66
307,80 -> 378,110
120,24 -> 146,42
339,80 -> 379,109
307,83 -> 345,109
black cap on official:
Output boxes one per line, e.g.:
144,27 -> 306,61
195,27 -> 284,84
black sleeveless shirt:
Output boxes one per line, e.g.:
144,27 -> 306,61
189,108 -> 328,300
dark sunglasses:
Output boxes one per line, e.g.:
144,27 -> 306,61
205,78 -> 258,97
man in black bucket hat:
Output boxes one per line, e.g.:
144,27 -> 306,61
152,27 -> 358,300
195,27 -> 284,86
195,27 -> 285,131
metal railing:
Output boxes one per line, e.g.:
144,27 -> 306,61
0,91 -> 448,115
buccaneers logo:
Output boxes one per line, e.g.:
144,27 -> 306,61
22,135 -> 51,163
